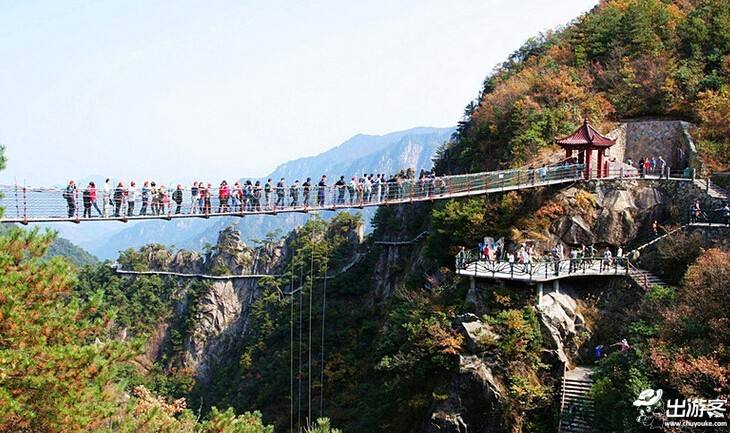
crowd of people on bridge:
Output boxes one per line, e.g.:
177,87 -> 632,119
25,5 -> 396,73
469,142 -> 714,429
461,240 -> 635,276
61,169 -> 452,218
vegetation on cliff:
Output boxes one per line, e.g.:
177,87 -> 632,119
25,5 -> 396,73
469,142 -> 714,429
436,0 -> 730,174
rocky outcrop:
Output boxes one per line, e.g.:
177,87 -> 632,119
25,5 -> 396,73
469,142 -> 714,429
425,355 -> 505,433
547,182 -> 669,248
135,227 -> 288,381
538,292 -> 589,365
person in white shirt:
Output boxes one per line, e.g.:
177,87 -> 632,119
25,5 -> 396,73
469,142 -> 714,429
507,251 -> 515,275
103,178 -> 112,217
602,248 -> 613,271
349,177 -> 358,204
364,176 -> 372,202
127,181 -> 137,216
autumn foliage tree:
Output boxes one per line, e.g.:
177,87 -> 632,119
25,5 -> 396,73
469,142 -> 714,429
650,248 -> 729,399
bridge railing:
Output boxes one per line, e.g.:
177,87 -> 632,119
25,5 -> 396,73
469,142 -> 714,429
455,248 -> 631,280
0,164 -> 586,223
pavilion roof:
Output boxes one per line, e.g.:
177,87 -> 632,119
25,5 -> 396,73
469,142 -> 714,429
556,120 -> 615,148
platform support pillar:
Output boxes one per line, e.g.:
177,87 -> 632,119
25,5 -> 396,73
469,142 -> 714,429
553,279 -> 560,295
537,283 -> 544,306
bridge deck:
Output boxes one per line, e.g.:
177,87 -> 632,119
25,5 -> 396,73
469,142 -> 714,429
0,165 -> 694,224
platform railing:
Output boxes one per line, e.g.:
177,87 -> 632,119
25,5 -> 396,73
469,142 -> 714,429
455,248 -> 631,281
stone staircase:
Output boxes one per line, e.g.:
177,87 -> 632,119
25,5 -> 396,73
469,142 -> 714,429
694,179 -> 729,200
559,367 -> 595,433
628,266 -> 666,289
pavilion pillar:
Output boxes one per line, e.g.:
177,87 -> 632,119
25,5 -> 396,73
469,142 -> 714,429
565,147 -> 572,161
597,148 -> 605,178
578,149 -> 585,165
584,149 -> 592,179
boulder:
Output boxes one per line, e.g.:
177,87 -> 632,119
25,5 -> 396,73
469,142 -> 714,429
538,292 -> 588,364
553,215 -> 595,245
459,319 -> 499,353
424,355 -> 504,433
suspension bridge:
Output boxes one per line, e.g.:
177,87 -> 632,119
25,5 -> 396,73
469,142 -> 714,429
0,163 -> 698,225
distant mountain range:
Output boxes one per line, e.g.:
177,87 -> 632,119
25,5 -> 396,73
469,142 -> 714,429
48,126 -> 455,259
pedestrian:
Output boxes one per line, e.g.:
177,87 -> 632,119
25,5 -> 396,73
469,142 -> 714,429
594,344 -> 604,362
349,176 -> 358,203
264,178 -> 272,209
302,177 -> 311,207
198,181 -> 206,213
611,338 -> 630,352
150,182 -> 159,215
173,184 -> 183,214
190,181 -> 199,214
141,181 -> 151,215
551,245 -> 560,276
232,181 -> 242,212
652,220 -> 659,236
127,181 -> 137,216
638,157 -> 645,178
317,175 -> 327,206
204,183 -> 212,214
363,175 -> 372,202
616,245 -> 623,267
290,180 -> 300,207
88,181 -> 102,217
276,178 -> 286,208
103,178 -> 112,217
156,185 -> 165,214
523,246 -> 532,274
242,180 -> 251,211
643,158 -> 650,177
601,247 -> 613,272
690,200 -> 701,223
569,248 -> 579,273
357,178 -> 365,203
253,180 -> 262,211
658,156 -> 666,177
218,181 -> 230,213
335,176 -> 346,205
82,187 -> 92,218
507,250 -> 515,275
113,181 -> 124,217
650,156 -> 656,174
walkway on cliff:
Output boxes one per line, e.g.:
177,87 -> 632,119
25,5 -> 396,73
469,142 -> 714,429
0,164 -> 697,225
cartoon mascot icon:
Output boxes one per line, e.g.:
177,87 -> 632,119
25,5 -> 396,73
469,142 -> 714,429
633,389 -> 664,427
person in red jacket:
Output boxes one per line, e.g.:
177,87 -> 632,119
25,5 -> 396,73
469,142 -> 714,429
218,180 -> 230,213
88,181 -> 103,217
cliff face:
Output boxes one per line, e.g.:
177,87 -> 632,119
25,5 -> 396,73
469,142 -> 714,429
543,181 -> 670,248
139,226 -> 287,381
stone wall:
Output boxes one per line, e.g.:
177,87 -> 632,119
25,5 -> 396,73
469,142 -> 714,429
608,120 -> 696,170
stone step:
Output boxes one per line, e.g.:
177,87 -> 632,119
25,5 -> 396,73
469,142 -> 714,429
564,383 -> 593,391
564,390 -> 592,397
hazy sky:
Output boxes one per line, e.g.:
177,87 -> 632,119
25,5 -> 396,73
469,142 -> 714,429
0,0 -> 597,186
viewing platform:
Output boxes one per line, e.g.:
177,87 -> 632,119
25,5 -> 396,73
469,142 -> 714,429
456,256 -> 630,283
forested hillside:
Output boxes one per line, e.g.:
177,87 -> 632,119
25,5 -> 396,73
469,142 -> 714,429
436,0 -> 730,174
